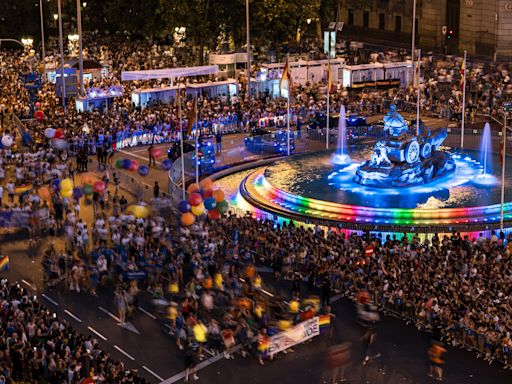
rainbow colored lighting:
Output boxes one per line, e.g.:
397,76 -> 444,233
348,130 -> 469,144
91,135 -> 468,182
241,168 -> 512,226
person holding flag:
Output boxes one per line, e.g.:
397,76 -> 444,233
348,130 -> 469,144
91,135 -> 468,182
280,57 -> 292,155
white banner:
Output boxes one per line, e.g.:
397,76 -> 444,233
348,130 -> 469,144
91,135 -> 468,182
268,317 -> 320,356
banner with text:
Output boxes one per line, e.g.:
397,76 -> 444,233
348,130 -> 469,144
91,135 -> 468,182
269,317 -> 320,356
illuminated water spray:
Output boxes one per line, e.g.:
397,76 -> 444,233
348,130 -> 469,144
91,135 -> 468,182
331,104 -> 352,166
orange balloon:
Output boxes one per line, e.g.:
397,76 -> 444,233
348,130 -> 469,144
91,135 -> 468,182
187,183 -> 200,194
181,212 -> 196,226
212,189 -> 225,202
38,186 -> 51,200
80,172 -> 97,185
199,178 -> 214,190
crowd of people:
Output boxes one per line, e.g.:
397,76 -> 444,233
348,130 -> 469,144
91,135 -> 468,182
0,280 -> 149,383
2,35 -> 512,383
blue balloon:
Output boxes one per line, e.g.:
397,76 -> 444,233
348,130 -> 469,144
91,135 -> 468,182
72,187 -> 83,200
161,159 -> 172,171
204,197 -> 217,210
178,200 -> 191,213
122,158 -> 132,169
138,165 -> 149,176
51,178 -> 61,191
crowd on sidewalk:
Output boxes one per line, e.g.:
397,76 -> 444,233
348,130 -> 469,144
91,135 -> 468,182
0,280 -> 149,383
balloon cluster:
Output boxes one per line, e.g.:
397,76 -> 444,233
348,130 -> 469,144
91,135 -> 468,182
39,173 -> 107,202
115,157 -> 173,176
44,128 -> 68,150
179,178 -> 229,226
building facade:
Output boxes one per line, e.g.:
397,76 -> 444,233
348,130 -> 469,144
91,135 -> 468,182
339,0 -> 512,59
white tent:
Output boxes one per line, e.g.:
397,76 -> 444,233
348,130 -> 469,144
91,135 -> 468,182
121,65 -> 218,81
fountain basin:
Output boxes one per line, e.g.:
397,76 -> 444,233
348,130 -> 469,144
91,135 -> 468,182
234,150 -> 512,231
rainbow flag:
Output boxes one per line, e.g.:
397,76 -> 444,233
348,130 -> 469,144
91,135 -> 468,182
319,314 -> 332,334
0,255 -> 10,272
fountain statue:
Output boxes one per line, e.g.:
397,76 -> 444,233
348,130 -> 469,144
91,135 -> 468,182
354,105 -> 456,187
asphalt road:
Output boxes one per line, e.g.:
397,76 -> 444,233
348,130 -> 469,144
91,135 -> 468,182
3,239 -> 512,384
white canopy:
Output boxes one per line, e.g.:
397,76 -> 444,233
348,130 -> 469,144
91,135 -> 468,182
121,65 -> 218,81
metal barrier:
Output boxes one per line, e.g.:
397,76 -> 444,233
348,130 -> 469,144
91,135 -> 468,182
371,291 -> 512,367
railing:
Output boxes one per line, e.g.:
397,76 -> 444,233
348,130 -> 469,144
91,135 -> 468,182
372,290 -> 512,367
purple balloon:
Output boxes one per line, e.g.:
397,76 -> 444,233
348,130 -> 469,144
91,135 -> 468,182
161,159 -> 172,171
122,158 -> 132,170
72,187 -> 83,200
138,165 -> 149,176
178,200 -> 191,213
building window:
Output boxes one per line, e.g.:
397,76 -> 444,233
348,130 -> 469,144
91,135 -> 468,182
363,11 -> 370,28
348,9 -> 354,25
395,15 -> 402,32
379,13 -> 385,30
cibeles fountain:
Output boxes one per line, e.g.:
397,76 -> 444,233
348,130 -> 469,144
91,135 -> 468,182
224,104 -> 512,233
354,105 -> 456,187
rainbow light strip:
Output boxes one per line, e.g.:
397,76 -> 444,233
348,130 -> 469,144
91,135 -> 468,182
241,168 -> 512,226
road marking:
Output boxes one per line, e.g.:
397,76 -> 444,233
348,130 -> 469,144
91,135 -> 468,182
21,280 -> 35,290
114,345 -> 135,361
159,344 -> 242,384
99,306 -> 121,322
138,306 -> 157,320
98,306 -> 140,334
42,294 -> 59,306
64,309 -> 82,323
117,149 -> 161,165
143,365 -> 165,381
87,326 -> 107,341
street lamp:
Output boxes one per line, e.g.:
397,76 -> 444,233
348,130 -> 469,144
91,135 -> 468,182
53,14 -> 58,21
82,1 -> 87,7
21,38 -> 34,48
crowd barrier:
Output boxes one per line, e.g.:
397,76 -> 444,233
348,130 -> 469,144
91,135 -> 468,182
372,291 -> 512,367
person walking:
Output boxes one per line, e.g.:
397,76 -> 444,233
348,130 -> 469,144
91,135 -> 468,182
215,131 -> 222,153
428,341 -> 447,381
153,181 -> 160,199
148,144 -> 156,167
184,342 -> 199,382
115,287 -> 127,325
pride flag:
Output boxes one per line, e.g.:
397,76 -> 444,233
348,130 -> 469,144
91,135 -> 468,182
319,314 -> 332,334
0,255 -> 10,272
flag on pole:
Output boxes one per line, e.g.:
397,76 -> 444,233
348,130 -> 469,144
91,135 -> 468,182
500,136 -> 505,167
280,58 -> 291,95
0,255 -> 9,272
460,60 -> 465,92
186,98 -> 197,137
327,61 -> 333,93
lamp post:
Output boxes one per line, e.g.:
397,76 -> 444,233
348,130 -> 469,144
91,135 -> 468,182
411,0 -> 417,67
77,0 -> 84,97
57,0 -> 66,114
39,0 -> 46,83
246,0 -> 251,104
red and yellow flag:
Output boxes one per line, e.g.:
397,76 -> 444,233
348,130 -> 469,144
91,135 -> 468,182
327,60 -> 333,93
280,58 -> 291,95
460,60 -> 465,92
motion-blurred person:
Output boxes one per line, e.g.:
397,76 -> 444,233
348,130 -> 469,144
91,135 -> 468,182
428,341 -> 447,381
361,324 -> 381,365
327,342 -> 351,383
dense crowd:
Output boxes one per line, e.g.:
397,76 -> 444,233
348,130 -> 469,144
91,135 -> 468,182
2,37 -> 512,382
0,280 -> 149,383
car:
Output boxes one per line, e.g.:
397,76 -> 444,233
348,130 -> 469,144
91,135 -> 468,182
167,141 -> 196,160
244,128 -> 295,154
